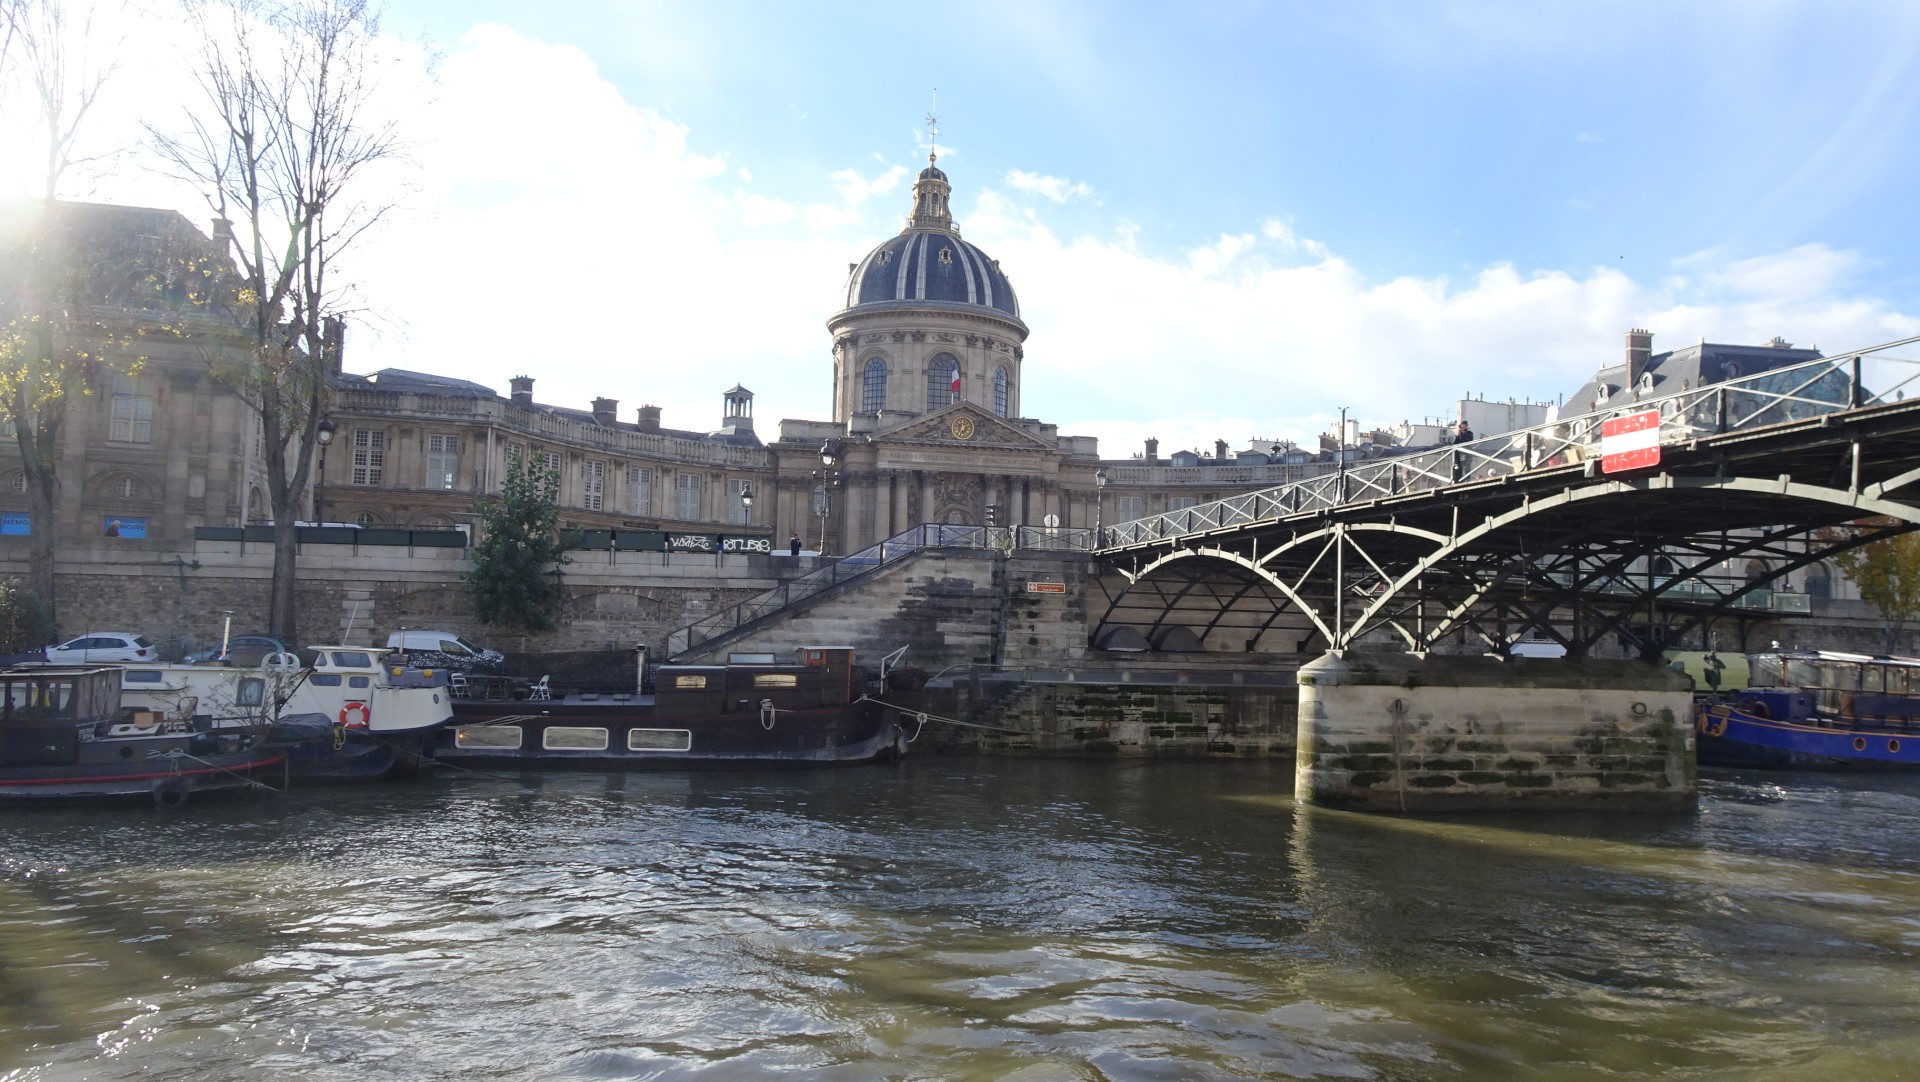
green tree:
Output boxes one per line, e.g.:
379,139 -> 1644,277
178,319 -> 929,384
465,452 -> 567,634
0,0 -> 126,627
1830,524 -> 1920,652
0,576 -> 53,653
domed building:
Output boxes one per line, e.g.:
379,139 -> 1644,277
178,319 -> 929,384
770,156 -> 1104,552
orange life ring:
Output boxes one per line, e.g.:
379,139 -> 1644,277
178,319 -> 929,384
339,701 -> 371,729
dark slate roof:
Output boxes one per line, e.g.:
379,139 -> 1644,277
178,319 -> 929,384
1564,341 -> 1825,416
349,368 -> 497,397
844,229 -> 1020,318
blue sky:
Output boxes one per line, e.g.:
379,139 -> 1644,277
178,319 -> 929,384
9,1 -> 1920,455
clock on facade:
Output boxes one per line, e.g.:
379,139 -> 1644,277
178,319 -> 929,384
949,415 -> 976,440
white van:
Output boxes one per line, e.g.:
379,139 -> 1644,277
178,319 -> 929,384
384,630 -> 505,671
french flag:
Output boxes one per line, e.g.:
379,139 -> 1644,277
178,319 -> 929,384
949,362 -> 961,398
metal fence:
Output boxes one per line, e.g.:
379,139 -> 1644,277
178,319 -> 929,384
1102,335 -> 1920,550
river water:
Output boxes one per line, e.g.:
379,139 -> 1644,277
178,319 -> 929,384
2,758 -> 1918,1080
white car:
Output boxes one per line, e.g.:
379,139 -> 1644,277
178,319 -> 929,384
45,632 -> 157,664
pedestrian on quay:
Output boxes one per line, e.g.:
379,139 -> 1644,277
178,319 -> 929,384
789,532 -> 802,556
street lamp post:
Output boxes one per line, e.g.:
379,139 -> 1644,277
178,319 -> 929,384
314,415 -> 336,523
739,481 -> 753,523
1093,468 -> 1108,547
812,440 -> 841,555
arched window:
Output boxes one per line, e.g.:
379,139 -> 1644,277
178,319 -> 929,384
927,353 -> 959,410
353,511 -> 378,528
1806,562 -> 1833,600
862,358 -> 888,412
992,366 -> 1009,416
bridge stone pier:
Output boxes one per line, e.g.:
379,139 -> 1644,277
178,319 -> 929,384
1296,651 -> 1695,811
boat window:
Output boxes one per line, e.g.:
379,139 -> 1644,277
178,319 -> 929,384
1891,669 -> 1912,695
673,674 -> 708,689
237,678 -> 266,707
543,726 -> 608,751
628,728 -> 692,752
1864,667 -> 1886,693
349,676 -> 371,689
1784,659 -> 1821,688
437,640 -> 472,656
310,674 -> 343,687
8,679 -> 74,719
1815,661 -> 1853,690
456,725 -> 521,749
332,651 -> 374,669
752,674 -> 798,688
123,670 -> 164,684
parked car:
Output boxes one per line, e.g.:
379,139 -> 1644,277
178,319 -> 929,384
384,630 -> 504,673
182,635 -> 293,666
44,632 -> 156,664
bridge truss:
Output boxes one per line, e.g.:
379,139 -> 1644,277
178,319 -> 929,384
1093,337 -> 1920,657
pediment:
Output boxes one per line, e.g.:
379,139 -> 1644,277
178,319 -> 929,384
874,404 -> 1054,451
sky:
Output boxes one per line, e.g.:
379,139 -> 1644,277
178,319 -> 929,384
7,0 -> 1920,457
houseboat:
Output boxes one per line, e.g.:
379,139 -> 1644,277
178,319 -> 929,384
116,646 -> 455,780
440,647 -> 907,770
0,667 -> 285,805
1696,649 -> 1920,769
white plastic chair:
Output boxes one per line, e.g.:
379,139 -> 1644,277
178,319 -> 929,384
527,675 -> 551,701
449,672 -> 469,699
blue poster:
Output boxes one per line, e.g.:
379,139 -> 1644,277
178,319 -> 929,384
103,516 -> 146,539
0,513 -> 27,536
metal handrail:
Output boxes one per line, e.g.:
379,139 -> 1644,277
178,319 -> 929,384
1101,335 -> 1920,550
665,523 -> 1098,656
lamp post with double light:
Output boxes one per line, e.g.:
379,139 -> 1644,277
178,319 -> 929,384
812,440 -> 841,555
314,415 -> 336,523
1093,468 -> 1108,547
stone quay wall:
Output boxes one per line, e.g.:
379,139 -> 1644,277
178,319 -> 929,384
1296,651 -> 1696,812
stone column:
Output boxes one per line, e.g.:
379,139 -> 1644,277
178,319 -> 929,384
1295,651 -> 1696,812
918,471 -> 935,525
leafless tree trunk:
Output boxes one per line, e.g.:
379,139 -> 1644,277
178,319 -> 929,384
151,0 -> 404,642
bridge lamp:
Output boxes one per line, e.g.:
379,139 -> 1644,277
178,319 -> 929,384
1094,468 -> 1108,542
739,481 -> 753,515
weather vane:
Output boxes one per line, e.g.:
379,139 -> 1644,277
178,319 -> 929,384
926,88 -> 939,164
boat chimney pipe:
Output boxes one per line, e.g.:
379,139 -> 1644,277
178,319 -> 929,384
635,643 -> 649,695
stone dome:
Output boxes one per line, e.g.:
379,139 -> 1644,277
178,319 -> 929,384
838,157 -> 1020,320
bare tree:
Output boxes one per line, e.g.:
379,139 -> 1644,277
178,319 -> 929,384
0,0 -> 124,629
152,0 -> 404,641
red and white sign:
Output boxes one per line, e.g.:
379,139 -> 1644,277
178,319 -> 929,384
1600,410 -> 1662,474
1026,581 -> 1066,594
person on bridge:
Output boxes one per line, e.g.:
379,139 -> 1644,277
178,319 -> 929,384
1453,420 -> 1474,444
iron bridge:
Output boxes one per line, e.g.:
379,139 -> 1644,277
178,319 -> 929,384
1092,336 -> 1920,658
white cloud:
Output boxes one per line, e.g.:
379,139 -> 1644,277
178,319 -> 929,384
1006,169 -> 1092,203
13,13 -> 1915,467
830,164 -> 907,204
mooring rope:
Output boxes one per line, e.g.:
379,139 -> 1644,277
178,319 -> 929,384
854,695 -> 1033,736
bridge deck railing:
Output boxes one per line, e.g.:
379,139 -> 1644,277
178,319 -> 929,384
1102,335 -> 1920,550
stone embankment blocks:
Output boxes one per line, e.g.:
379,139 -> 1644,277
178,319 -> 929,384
1296,650 -> 1696,811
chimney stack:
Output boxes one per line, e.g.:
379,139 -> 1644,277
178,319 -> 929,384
322,315 -> 345,375
509,376 -> 534,407
635,405 -> 662,433
592,397 -> 618,426
1145,437 -> 1159,463
211,218 -> 234,249
1214,438 -> 1230,461
1625,328 -> 1653,387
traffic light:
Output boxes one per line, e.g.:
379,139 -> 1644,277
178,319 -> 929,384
985,504 -> 998,526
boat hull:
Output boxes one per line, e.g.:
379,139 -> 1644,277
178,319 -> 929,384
266,715 -> 436,782
0,747 -> 286,804
1695,701 -> 1920,770
440,698 -> 905,771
